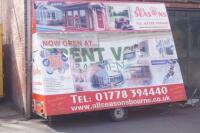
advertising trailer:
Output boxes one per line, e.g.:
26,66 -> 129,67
32,0 -> 187,121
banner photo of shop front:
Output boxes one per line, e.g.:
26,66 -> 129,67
33,1 -> 170,32
32,32 -> 187,117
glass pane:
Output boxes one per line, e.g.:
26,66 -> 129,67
80,10 -> 87,28
97,11 -> 104,28
67,11 -> 72,16
52,12 -> 55,19
67,11 -> 73,26
47,12 -> 50,19
73,10 -> 80,28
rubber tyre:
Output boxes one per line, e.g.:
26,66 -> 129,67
109,108 -> 128,122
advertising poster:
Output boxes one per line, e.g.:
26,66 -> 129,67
33,0 -> 170,32
32,32 -> 187,117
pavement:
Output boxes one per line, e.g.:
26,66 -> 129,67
0,101 -> 200,133
0,102 -> 56,133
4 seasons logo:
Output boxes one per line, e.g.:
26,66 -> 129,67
134,6 -> 167,18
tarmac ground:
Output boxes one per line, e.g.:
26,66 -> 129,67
0,101 -> 200,133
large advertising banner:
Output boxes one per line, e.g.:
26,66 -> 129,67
32,32 -> 187,117
33,1 -> 170,32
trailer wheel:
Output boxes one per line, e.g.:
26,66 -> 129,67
109,108 -> 128,122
